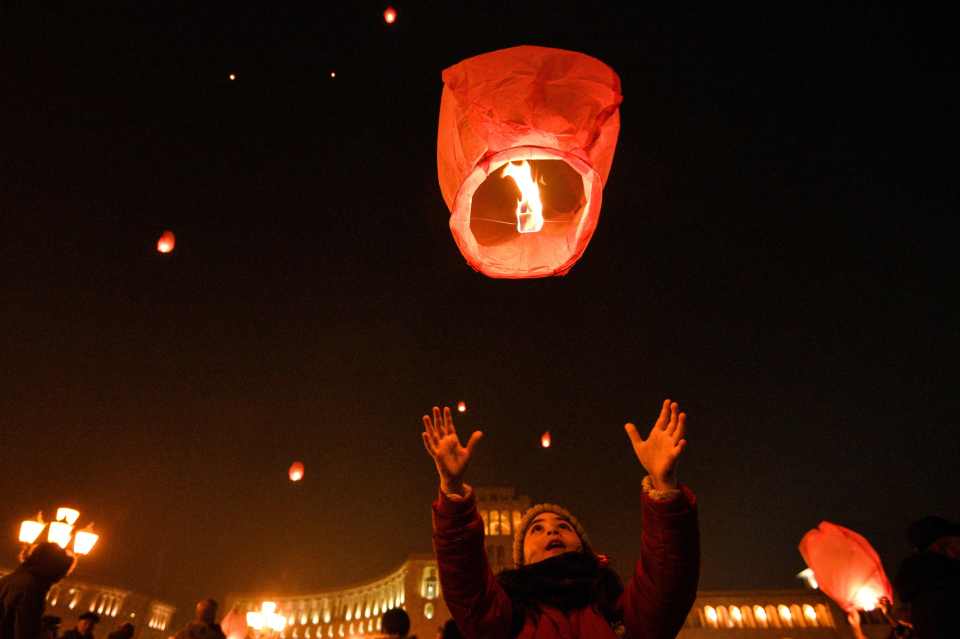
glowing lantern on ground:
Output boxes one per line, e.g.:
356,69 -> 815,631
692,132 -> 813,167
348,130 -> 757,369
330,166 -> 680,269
437,45 -> 622,278
798,521 -> 893,612
289,461 -> 305,482
540,431 -> 551,448
221,607 -> 249,639
457,401 -> 466,413
383,6 -> 397,24
157,230 -> 175,254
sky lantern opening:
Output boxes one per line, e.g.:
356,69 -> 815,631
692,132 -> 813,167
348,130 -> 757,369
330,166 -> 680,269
383,7 -> 397,24
540,431 -> 551,448
457,401 -> 466,413
157,230 -> 175,254
798,521 -> 893,612
288,461 -> 305,482
438,45 -> 621,278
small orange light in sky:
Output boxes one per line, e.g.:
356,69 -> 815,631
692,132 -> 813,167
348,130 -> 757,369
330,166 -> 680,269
229,73 -> 236,81
157,230 -> 175,254
330,71 -> 337,79
383,7 -> 397,24
540,431 -> 551,448
289,461 -> 305,482
457,401 -> 466,413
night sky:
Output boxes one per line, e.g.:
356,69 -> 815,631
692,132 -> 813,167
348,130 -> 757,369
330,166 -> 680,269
2,3 -> 958,622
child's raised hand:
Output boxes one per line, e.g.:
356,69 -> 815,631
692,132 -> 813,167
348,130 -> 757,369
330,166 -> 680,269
625,399 -> 687,490
422,405 -> 483,495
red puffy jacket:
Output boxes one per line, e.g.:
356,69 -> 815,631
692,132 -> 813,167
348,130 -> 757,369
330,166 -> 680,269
432,485 -> 699,639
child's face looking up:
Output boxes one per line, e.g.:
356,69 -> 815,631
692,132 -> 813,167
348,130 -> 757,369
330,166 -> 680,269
523,512 -> 583,565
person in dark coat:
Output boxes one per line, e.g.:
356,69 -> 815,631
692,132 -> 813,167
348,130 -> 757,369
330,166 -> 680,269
422,399 -> 700,639
894,516 -> 960,639
0,542 -> 75,639
61,612 -> 100,639
174,599 -> 225,639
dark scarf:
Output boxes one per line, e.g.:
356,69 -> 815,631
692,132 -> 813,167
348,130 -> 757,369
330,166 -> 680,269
496,552 -> 624,635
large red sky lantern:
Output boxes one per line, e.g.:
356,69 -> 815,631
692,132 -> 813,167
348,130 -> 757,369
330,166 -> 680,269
798,521 -> 894,612
437,45 -> 622,278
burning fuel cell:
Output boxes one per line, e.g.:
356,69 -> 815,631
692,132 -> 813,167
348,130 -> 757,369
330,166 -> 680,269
437,45 -> 622,279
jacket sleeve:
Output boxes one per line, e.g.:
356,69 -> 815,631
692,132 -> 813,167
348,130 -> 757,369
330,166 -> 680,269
432,487 -> 513,639
621,481 -> 700,639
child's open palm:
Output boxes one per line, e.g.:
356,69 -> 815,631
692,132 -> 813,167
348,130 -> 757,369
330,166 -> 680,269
625,399 -> 687,490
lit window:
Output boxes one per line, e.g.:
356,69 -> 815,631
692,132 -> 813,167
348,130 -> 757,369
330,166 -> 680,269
489,511 -> 501,536
364,604 -> 370,619
480,511 -> 489,535
305,628 -> 311,638
730,606 -> 743,627
313,613 -> 320,624
815,604 -> 833,627
790,604 -> 804,627
704,606 -> 718,628
302,613 -> 308,625
513,511 -> 523,534
345,609 -> 352,622
501,511 -> 512,535
778,605 -> 792,626
766,605 -> 780,628
753,606 -> 767,628
424,603 -> 434,620
324,611 -> 331,624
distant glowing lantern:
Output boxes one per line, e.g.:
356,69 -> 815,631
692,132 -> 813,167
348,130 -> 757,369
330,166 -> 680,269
289,461 -> 305,482
330,71 -> 337,78
798,521 -> 893,612
157,230 -> 175,254
229,73 -> 236,81
457,401 -> 466,413
383,6 -> 397,24
437,45 -> 622,278
222,606 -> 249,639
540,431 -> 551,448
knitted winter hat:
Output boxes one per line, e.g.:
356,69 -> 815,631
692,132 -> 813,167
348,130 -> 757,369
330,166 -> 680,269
512,503 -> 592,568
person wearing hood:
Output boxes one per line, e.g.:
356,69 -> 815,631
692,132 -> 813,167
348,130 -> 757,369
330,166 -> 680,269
0,541 -> 76,639
422,399 -> 700,639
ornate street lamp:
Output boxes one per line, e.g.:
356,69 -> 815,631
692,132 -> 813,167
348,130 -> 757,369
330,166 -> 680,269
18,507 -> 99,555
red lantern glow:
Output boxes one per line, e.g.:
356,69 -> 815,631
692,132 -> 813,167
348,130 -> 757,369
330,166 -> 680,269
540,431 -> 551,448
457,401 -> 467,413
437,46 -> 622,278
798,521 -> 893,612
156,230 -> 175,254
288,461 -> 305,482
383,7 -> 397,24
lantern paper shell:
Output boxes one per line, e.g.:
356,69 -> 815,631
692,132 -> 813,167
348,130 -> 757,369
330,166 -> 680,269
798,521 -> 893,612
437,45 -> 622,278
288,461 -> 305,482
540,431 -> 551,448
221,607 -> 249,639
457,401 -> 467,413
157,230 -> 176,254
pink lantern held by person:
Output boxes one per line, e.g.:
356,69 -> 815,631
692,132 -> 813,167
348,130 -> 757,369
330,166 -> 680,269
798,521 -> 893,612
437,45 -> 622,278
288,461 -> 305,482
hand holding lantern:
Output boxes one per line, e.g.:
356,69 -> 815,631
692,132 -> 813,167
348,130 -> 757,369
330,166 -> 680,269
625,399 -> 688,491
421,406 -> 483,496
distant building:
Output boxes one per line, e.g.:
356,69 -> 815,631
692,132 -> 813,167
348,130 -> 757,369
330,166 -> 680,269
226,556 -> 447,639
0,568 -> 175,639
475,485 -> 531,574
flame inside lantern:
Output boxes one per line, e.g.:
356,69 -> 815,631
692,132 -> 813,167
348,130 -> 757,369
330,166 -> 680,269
540,431 -> 551,448
502,161 -> 545,233
853,585 -> 880,611
383,7 -> 397,24
157,230 -> 176,254
288,461 -> 305,482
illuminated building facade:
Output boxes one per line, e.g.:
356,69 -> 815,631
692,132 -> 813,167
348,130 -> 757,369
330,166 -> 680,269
0,568 -> 175,639
475,486 -> 531,574
226,555 -> 447,639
